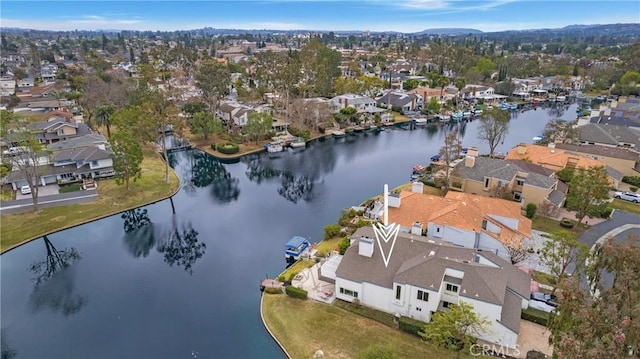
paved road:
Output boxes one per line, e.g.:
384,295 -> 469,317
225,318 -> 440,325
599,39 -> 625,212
577,210 -> 640,248
0,189 -> 98,214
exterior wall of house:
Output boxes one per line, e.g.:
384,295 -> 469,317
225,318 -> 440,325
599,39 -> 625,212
362,282 -> 395,313
460,297 -> 519,349
406,286 -> 439,322
59,126 -> 77,136
573,153 -> 637,177
335,277 -> 363,303
441,226 -> 476,248
89,158 -> 113,170
478,232 -> 510,260
484,220 -> 502,235
521,185 -> 552,208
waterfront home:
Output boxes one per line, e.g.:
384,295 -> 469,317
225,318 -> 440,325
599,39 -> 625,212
505,143 -> 623,189
448,147 -> 566,210
555,143 -> 640,176
461,85 -> 495,101
376,91 -> 423,112
409,86 -> 445,104
372,182 -> 532,261
576,123 -> 640,150
329,94 -> 377,113
334,226 -> 531,349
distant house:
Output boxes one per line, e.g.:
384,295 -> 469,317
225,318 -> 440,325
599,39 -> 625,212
334,226 -> 531,349
576,123 -> 640,150
0,75 -> 16,96
461,85 -> 495,100
449,147 -> 566,209
26,118 -> 91,145
555,143 -> 640,177
376,91 -> 422,112
409,86 -> 445,104
328,94 -> 377,113
505,143 -> 623,189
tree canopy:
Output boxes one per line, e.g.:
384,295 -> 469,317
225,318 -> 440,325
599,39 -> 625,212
477,107 -> 510,157
110,131 -> 143,191
566,166 -> 611,225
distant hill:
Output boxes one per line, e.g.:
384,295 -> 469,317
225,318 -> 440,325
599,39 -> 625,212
412,28 -> 483,35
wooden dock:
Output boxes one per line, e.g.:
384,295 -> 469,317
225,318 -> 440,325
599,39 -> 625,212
260,279 -> 283,291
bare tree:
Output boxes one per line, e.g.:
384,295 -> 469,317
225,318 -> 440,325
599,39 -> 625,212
9,133 -> 50,211
503,234 -> 528,265
438,131 -> 462,192
478,107 -> 510,158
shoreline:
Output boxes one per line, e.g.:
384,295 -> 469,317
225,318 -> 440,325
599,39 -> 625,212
0,152 -> 182,255
260,293 -> 293,359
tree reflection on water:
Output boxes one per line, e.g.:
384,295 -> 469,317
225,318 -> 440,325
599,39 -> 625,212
189,151 -> 240,203
28,236 -> 84,316
156,221 -> 205,275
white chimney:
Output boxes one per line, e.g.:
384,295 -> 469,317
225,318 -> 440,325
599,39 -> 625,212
358,236 -> 374,257
467,147 -> 479,157
388,192 -> 401,208
383,184 -> 389,225
411,222 -> 423,236
548,142 -> 556,149
464,155 -> 475,168
412,181 -> 424,194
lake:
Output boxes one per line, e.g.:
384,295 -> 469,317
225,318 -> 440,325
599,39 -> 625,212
0,103 -> 577,358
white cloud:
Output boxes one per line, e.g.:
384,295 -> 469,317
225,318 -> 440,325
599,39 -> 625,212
399,0 -> 449,9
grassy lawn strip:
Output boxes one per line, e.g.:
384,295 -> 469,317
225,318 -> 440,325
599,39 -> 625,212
262,293 -> 463,359
315,237 -> 342,256
278,260 -> 315,281
609,199 -> 640,215
1,150 -> 179,252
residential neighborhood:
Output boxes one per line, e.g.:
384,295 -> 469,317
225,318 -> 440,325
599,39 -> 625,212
0,10 -> 638,359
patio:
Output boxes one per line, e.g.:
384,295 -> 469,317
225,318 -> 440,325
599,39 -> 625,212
291,260 -> 338,304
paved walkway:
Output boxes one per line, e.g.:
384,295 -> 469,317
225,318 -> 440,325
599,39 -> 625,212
291,263 -> 336,304
553,207 -> 606,226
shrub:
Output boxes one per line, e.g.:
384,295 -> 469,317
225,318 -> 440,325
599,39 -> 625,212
323,224 -> 341,239
399,316 -> 428,336
622,175 -> 640,187
521,308 -> 550,326
263,287 -> 283,295
525,203 -> 537,219
556,168 -> 575,183
59,184 -> 82,193
288,126 -> 311,140
355,219 -> 372,228
277,275 -> 286,282
631,186 -> 638,192
338,237 -> 350,255
560,218 -> 575,228
285,285 -> 308,300
594,206 -> 613,219
210,142 -> 216,150
216,143 -> 239,155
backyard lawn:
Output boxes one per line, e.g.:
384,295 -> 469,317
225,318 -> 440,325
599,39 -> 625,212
261,293 -> 466,358
0,150 -> 179,252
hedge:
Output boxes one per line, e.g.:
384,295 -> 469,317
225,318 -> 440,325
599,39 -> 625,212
210,142 -> 216,150
59,184 -> 82,193
217,143 -> 239,154
399,316 -> 427,336
559,218 -> 575,228
285,285 -> 308,300
525,203 -> 537,219
264,287 -> 283,295
521,307 -> 550,326
622,176 -> 640,187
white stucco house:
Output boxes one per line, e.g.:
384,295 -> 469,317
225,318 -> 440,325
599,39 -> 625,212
334,226 -> 531,349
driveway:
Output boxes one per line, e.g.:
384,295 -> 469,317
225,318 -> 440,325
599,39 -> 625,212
577,210 -> 640,249
15,184 -> 60,200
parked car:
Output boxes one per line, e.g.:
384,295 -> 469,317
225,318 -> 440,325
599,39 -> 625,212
531,292 -> 558,307
2,146 -> 27,156
20,185 -> 31,195
614,191 -> 640,203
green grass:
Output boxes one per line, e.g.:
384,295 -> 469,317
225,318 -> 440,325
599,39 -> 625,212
521,307 -> 551,326
278,259 -> 315,281
532,216 -> 586,234
315,237 -> 343,256
609,199 -> 640,215
262,294 -> 467,359
1,188 -> 13,202
334,299 -> 396,327
531,270 -> 557,287
1,149 -> 180,252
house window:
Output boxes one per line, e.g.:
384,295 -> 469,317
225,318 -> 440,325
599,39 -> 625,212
497,180 -> 504,188
481,219 -> 487,230
436,227 -> 440,233
442,301 -> 451,309
446,284 -> 459,293
484,178 -> 490,188
513,192 -> 522,201
417,290 -> 429,302
395,285 -> 402,300
91,160 -> 99,166
339,287 -> 358,298
516,179 -> 524,186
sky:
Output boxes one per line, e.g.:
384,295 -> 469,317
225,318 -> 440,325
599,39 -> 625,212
0,0 -> 638,33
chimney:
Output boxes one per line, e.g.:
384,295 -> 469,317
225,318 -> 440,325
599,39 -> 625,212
412,181 -> 424,194
548,142 -> 556,149
388,192 -> 401,208
411,222 -> 423,236
516,143 -> 527,155
411,96 -> 415,111
467,147 -> 479,157
464,155 -> 476,168
345,98 -> 349,108
358,236 -> 374,257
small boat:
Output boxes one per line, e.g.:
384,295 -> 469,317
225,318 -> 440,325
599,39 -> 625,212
499,103 -> 510,110
557,95 -> 567,103
285,236 -> 311,261
474,109 -> 483,115
290,137 -> 306,148
509,103 -> 518,110
462,111 -> 472,119
414,117 -> 428,126
352,126 -> 364,133
430,154 -> 441,162
439,114 -> 450,123
265,141 -> 284,153
332,130 -> 346,138
451,111 -> 463,122
532,135 -> 543,143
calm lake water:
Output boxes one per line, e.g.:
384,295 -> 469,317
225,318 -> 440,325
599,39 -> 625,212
1,103 -> 577,358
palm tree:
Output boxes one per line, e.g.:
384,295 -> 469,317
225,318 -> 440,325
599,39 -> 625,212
95,104 -> 116,138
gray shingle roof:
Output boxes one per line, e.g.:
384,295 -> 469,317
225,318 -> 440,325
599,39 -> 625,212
547,189 -> 566,207
605,165 -> 623,181
555,143 -> 640,162
53,147 -> 111,162
579,123 -> 640,148
500,290 -> 523,334
336,227 -> 531,307
47,134 -> 108,151
454,157 -> 556,189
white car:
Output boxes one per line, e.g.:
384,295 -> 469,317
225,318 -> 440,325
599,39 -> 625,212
3,147 -> 27,156
614,191 -> 640,203
20,185 -> 31,195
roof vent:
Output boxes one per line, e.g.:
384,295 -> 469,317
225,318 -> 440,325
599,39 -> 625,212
429,250 -> 435,256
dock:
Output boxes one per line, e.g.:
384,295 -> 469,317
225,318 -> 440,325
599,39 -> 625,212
260,279 -> 284,292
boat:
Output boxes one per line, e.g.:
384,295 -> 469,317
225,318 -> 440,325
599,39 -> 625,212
290,137 -> 306,148
462,111 -> 472,119
509,103 -> 518,110
414,117 -> 428,126
352,126 -> 364,133
499,103 -> 510,110
474,109 -> 483,115
556,95 -> 567,103
265,141 -> 284,153
532,135 -> 543,143
430,154 -> 441,162
285,236 -> 311,261
332,130 -> 346,138
451,111 -> 464,122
